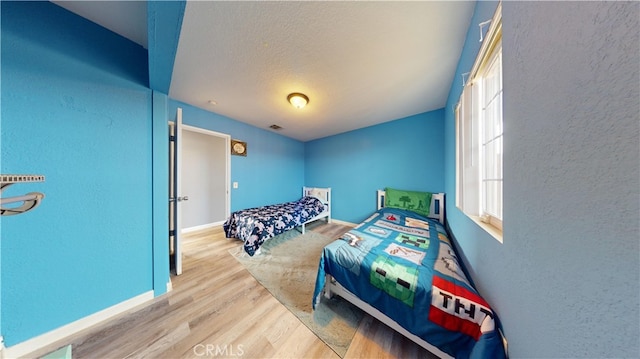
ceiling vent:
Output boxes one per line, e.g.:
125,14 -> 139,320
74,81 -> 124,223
269,124 -> 283,130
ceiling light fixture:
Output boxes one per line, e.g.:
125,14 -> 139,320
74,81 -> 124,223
287,93 -> 309,109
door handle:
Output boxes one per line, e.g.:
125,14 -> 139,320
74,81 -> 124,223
169,196 -> 189,202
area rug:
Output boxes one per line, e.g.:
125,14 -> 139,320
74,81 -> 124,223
229,229 -> 364,357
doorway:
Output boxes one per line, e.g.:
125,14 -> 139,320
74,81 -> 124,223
169,109 -> 230,275
181,127 -> 229,229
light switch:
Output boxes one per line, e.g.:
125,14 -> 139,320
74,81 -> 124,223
233,182 -> 238,189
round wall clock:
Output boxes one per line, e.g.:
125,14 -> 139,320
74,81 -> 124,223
231,139 -> 247,156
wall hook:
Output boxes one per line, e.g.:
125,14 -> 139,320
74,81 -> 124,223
0,174 -> 45,216
479,19 -> 492,42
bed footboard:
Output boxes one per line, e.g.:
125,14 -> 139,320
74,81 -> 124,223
322,274 -> 453,359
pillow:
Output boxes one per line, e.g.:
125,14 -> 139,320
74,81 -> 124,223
307,188 -> 325,201
384,187 -> 431,217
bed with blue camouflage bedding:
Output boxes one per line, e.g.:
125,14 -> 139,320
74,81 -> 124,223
224,187 -> 330,256
312,190 -> 506,359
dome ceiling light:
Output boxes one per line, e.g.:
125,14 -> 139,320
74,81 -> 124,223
287,93 -> 309,109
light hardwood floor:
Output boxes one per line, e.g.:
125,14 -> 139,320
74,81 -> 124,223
27,222 -> 436,359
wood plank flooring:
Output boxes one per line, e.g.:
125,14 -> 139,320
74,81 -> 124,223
26,221 -> 436,359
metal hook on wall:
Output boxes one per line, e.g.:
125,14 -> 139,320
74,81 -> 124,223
479,19 -> 492,42
461,72 -> 471,86
0,174 -> 46,216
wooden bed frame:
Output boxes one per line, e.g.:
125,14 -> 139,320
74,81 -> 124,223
322,190 -> 452,359
300,186 -> 332,234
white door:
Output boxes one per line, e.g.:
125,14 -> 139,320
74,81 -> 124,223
169,109 -> 230,276
170,108 -> 186,275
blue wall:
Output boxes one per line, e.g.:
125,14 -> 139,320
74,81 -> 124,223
151,92 -> 170,297
1,2 -> 154,346
148,1 -> 186,94
444,1 -> 639,357
305,110 -> 444,223
168,100 -> 305,211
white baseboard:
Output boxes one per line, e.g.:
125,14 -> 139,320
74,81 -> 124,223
181,221 -> 223,234
3,291 -> 154,359
330,218 -> 357,227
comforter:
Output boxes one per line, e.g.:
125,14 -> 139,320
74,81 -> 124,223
312,207 -> 506,359
224,196 -> 326,256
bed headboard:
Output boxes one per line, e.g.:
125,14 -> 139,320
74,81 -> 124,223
377,189 -> 445,224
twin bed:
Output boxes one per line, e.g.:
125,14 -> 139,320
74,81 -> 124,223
223,187 -> 331,256
224,187 -> 506,358
313,189 -> 506,358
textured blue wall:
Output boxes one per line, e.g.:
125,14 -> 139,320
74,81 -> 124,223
444,1 -> 640,357
151,91 -> 170,296
305,111 -> 444,223
1,2 -> 153,346
168,100 -> 305,211
148,1 -> 186,94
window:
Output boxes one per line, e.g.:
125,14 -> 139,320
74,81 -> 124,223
456,3 -> 503,241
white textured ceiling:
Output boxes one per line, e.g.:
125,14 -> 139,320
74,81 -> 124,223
53,1 -> 475,142
171,1 -> 474,141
